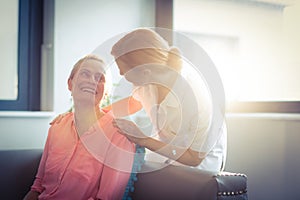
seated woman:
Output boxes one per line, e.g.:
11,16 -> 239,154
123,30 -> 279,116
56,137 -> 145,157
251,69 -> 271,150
23,55 -> 135,200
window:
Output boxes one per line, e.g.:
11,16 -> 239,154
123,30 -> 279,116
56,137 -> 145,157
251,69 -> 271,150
0,0 -> 43,111
173,0 -> 300,113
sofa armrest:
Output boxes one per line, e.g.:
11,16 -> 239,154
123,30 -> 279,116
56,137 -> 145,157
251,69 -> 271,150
131,162 -> 248,200
216,172 -> 248,200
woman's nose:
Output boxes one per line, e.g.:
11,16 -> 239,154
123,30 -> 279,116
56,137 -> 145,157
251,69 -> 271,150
87,75 -> 98,83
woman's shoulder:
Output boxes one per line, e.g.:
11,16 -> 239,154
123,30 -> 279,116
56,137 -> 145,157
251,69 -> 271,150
50,112 -> 73,126
97,112 -> 135,151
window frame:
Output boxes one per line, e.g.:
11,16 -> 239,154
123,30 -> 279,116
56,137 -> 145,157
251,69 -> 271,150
0,0 -> 43,111
156,0 -> 300,113
227,102 -> 300,113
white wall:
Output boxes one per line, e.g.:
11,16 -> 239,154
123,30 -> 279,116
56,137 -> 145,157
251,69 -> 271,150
0,112 -> 53,149
53,0 -> 155,114
225,114 -> 300,200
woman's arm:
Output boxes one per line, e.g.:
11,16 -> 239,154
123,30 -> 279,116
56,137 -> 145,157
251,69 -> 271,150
113,119 -> 204,167
103,96 -> 142,117
23,127 -> 54,199
23,191 -> 40,200
141,136 -> 203,167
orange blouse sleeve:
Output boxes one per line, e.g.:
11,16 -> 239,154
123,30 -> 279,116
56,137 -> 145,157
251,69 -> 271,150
103,96 -> 142,117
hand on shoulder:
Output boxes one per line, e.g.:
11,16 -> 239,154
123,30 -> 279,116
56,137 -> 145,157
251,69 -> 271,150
49,112 -> 71,125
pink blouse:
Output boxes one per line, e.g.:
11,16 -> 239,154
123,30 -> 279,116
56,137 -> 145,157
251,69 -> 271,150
31,112 -> 135,200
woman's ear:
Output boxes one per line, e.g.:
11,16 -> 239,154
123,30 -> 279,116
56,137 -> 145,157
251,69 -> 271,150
67,78 -> 73,91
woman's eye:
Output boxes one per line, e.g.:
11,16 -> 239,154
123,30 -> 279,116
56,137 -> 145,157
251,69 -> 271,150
80,71 -> 90,78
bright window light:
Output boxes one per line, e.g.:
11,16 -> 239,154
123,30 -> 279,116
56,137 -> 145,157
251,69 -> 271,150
174,0 -> 300,103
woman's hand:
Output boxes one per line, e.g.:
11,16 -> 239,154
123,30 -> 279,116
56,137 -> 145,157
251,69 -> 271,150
112,118 -> 148,146
23,191 -> 39,200
49,112 -> 70,125
113,119 -> 203,167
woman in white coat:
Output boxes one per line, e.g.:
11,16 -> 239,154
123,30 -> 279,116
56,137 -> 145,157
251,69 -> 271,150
111,28 -> 227,172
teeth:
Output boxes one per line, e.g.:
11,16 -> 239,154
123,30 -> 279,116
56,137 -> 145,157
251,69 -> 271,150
82,88 -> 96,94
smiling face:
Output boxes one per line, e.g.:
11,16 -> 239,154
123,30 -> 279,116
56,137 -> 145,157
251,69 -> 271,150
68,57 -> 106,107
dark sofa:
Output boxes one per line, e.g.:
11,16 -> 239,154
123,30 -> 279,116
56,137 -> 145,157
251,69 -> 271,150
0,149 -> 247,200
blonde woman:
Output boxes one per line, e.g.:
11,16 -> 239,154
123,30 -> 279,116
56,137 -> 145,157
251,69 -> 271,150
111,28 -> 227,172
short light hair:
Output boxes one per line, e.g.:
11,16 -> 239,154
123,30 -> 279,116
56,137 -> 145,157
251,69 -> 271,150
111,28 -> 182,72
69,54 -> 105,80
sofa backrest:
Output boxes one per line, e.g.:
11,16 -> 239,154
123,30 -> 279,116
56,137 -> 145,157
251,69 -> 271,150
0,149 -> 43,200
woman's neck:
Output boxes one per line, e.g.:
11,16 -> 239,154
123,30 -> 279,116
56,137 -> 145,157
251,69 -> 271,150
156,85 -> 170,104
73,104 -> 103,136
153,67 -> 179,104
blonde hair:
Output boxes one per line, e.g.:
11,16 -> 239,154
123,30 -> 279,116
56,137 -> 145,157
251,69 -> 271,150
69,54 -> 105,80
111,28 -> 182,72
